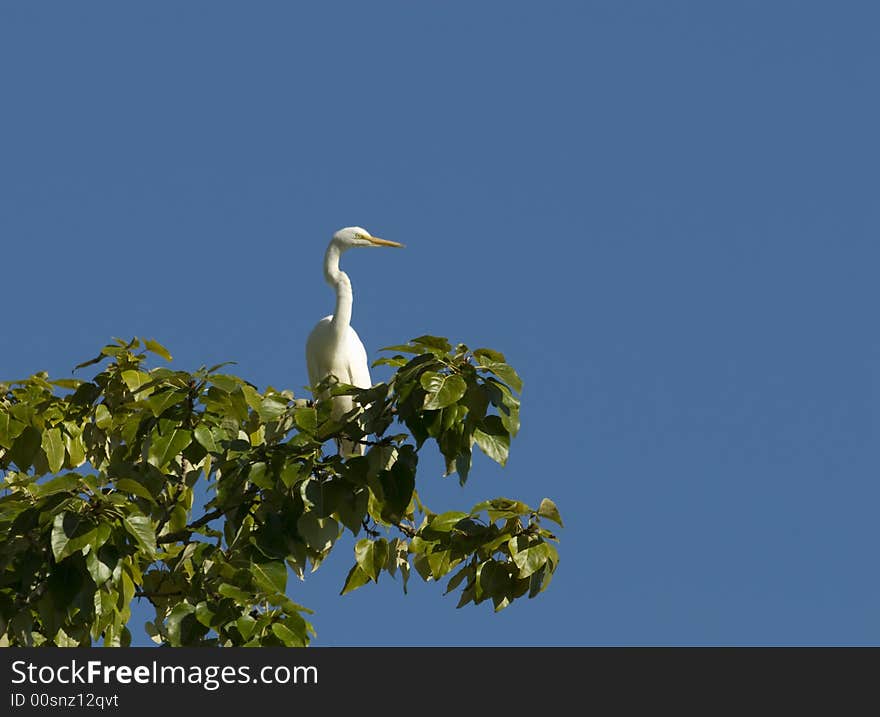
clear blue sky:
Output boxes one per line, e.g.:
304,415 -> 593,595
2,1 -> 878,645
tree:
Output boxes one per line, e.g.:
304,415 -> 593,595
0,336 -> 562,646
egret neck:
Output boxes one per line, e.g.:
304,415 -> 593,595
323,239 -> 353,342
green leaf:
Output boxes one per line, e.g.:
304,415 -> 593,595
64,428 -> 86,467
218,583 -> 252,602
96,517 -> 114,544
0,412 -> 26,448
228,387 -> 250,421
193,425 -> 220,453
145,390 -> 186,418
341,564 -> 371,595
248,462 -> 273,490
51,511 -> 96,562
144,338 -> 173,362
253,560 -> 287,595
354,538 -> 388,582
428,511 -> 469,533
475,355 -> 523,393
236,615 -> 257,640
478,559 -> 510,598
510,539 -> 551,578
445,565 -> 471,595
10,611 -> 34,646
41,428 -> 65,474
380,343 -> 422,354
95,404 -> 112,429
271,620 -> 307,647
378,445 -> 416,522
73,352 -> 106,371
537,498 -> 564,527
259,396 -> 288,421
473,348 -> 506,363
148,427 -> 192,469
399,558 -> 411,594
412,335 -> 452,353
10,426 -> 41,469
195,602 -> 215,627
294,407 -> 317,433
29,473 -> 80,498
528,565 -> 547,598
280,461 -> 307,489
544,542 -> 560,570
371,356 -> 408,368
455,449 -> 472,486
297,513 -> 338,553
86,547 -> 115,585
335,487 -> 369,536
471,497 -> 532,522
209,374 -> 241,393
123,515 -> 157,558
121,370 -> 152,393
473,415 -> 510,466
167,504 -> 187,532
115,478 -> 158,505
427,549 -> 451,579
48,378 -> 84,390
498,405 -> 520,437
421,372 -> 467,410
165,602 -> 195,645
241,384 -> 263,412
206,361 -> 237,374
412,554 -> 433,581
462,382 -> 490,423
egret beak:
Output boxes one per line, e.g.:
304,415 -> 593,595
367,236 -> 405,248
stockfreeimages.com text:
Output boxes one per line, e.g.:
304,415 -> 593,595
10,660 -> 317,692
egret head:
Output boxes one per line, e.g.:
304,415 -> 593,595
332,226 -> 404,250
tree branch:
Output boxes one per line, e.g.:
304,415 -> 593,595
361,518 -> 380,538
394,521 -> 416,538
156,506 -> 225,544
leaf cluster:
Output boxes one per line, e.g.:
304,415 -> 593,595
374,336 -> 521,483
0,336 -> 560,646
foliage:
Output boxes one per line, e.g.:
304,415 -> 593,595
0,336 -> 561,646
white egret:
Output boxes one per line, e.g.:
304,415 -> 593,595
305,226 -> 404,456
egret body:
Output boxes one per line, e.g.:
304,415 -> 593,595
305,226 -> 403,455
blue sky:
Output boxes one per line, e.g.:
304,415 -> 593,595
2,1 -> 878,645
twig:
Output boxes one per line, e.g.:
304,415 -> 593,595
361,518 -> 380,538
156,506 -> 225,544
394,521 -> 416,538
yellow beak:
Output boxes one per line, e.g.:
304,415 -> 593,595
367,236 -> 405,248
